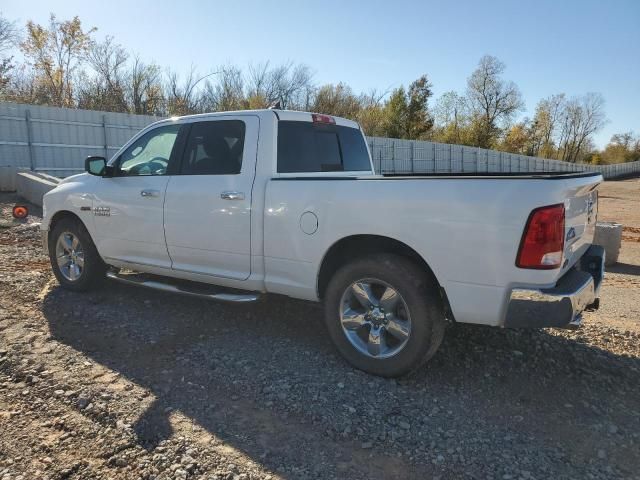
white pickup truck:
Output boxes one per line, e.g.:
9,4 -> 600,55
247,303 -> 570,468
41,109 -> 605,377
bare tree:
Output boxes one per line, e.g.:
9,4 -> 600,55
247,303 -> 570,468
200,65 -> 246,112
556,93 -> 607,162
0,13 -> 19,52
466,55 -> 524,148
77,36 -> 129,111
127,56 -> 163,115
165,65 -> 220,115
247,61 -> 313,109
0,13 -> 20,93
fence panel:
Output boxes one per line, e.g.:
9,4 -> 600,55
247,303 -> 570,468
0,102 -> 160,176
1,101 -> 639,179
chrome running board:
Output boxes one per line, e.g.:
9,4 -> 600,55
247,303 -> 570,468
106,270 -> 260,303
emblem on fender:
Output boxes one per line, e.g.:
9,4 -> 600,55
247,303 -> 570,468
94,206 -> 110,217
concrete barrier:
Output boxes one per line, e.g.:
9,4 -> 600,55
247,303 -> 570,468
16,171 -> 60,207
594,222 -> 623,266
0,166 -> 17,192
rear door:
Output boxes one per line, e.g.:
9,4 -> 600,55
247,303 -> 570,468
163,116 -> 259,280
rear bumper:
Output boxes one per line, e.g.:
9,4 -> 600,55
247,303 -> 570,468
504,245 -> 605,329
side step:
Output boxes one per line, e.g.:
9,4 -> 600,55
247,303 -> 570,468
106,270 -> 261,303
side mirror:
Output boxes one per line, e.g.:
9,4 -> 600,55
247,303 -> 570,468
85,156 -> 107,176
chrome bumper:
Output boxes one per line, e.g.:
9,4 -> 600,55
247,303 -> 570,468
41,229 -> 49,255
504,245 -> 604,329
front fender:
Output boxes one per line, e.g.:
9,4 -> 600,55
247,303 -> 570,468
42,174 -> 97,233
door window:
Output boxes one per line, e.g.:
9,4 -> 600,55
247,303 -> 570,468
118,124 -> 180,176
180,120 -> 246,175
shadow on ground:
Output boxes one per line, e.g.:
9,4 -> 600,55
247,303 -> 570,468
41,280 -> 640,479
608,262 -> 640,276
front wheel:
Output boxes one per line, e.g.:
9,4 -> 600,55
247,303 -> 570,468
48,217 -> 106,291
324,254 -> 445,377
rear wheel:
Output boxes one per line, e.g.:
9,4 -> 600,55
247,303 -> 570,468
324,254 -> 445,377
49,217 -> 106,291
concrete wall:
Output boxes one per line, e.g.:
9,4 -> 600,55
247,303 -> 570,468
0,166 -> 16,192
15,171 -> 60,206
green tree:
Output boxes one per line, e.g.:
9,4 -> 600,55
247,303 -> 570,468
529,94 -> 565,158
311,82 -> 361,118
405,75 -> 433,139
382,86 -> 407,139
601,131 -> 640,163
432,91 -> 473,144
500,121 -> 531,154
354,90 -> 387,136
21,14 -> 96,107
381,75 -> 433,140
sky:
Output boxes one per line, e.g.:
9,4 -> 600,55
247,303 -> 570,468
2,0 -> 639,147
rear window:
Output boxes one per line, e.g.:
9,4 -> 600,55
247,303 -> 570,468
277,121 -> 371,173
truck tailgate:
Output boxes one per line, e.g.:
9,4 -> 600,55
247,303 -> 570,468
561,177 -> 600,273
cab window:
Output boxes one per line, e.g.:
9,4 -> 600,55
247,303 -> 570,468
118,124 -> 180,176
180,120 -> 245,175
277,121 -> 371,173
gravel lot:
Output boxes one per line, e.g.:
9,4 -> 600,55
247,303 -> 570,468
1,177 -> 639,480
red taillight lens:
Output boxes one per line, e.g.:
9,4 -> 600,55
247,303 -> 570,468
311,113 -> 335,124
516,204 -> 565,269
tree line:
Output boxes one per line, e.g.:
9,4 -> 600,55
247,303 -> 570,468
0,13 -> 637,164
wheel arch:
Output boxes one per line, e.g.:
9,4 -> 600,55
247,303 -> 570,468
317,234 -> 447,305
47,210 -> 91,242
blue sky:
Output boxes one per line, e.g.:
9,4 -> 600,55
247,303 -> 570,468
2,0 -> 639,147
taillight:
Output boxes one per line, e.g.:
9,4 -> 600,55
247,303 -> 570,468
516,204 -> 565,269
311,113 -> 335,124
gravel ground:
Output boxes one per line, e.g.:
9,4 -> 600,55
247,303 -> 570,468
1,180 -> 639,480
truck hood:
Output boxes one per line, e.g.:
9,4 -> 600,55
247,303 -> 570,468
58,172 -> 91,185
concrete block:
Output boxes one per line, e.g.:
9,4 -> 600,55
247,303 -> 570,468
16,171 -> 60,207
0,166 -> 17,192
593,222 -> 623,266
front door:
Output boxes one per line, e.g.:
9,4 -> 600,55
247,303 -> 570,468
91,123 -> 182,269
163,116 -> 258,280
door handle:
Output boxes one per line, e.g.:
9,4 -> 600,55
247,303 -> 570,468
140,189 -> 160,198
220,191 -> 245,200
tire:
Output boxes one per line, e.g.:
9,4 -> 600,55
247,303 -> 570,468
48,217 -> 106,292
323,254 -> 446,377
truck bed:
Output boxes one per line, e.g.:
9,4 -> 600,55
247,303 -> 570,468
273,172 -> 602,181
379,171 -> 602,180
